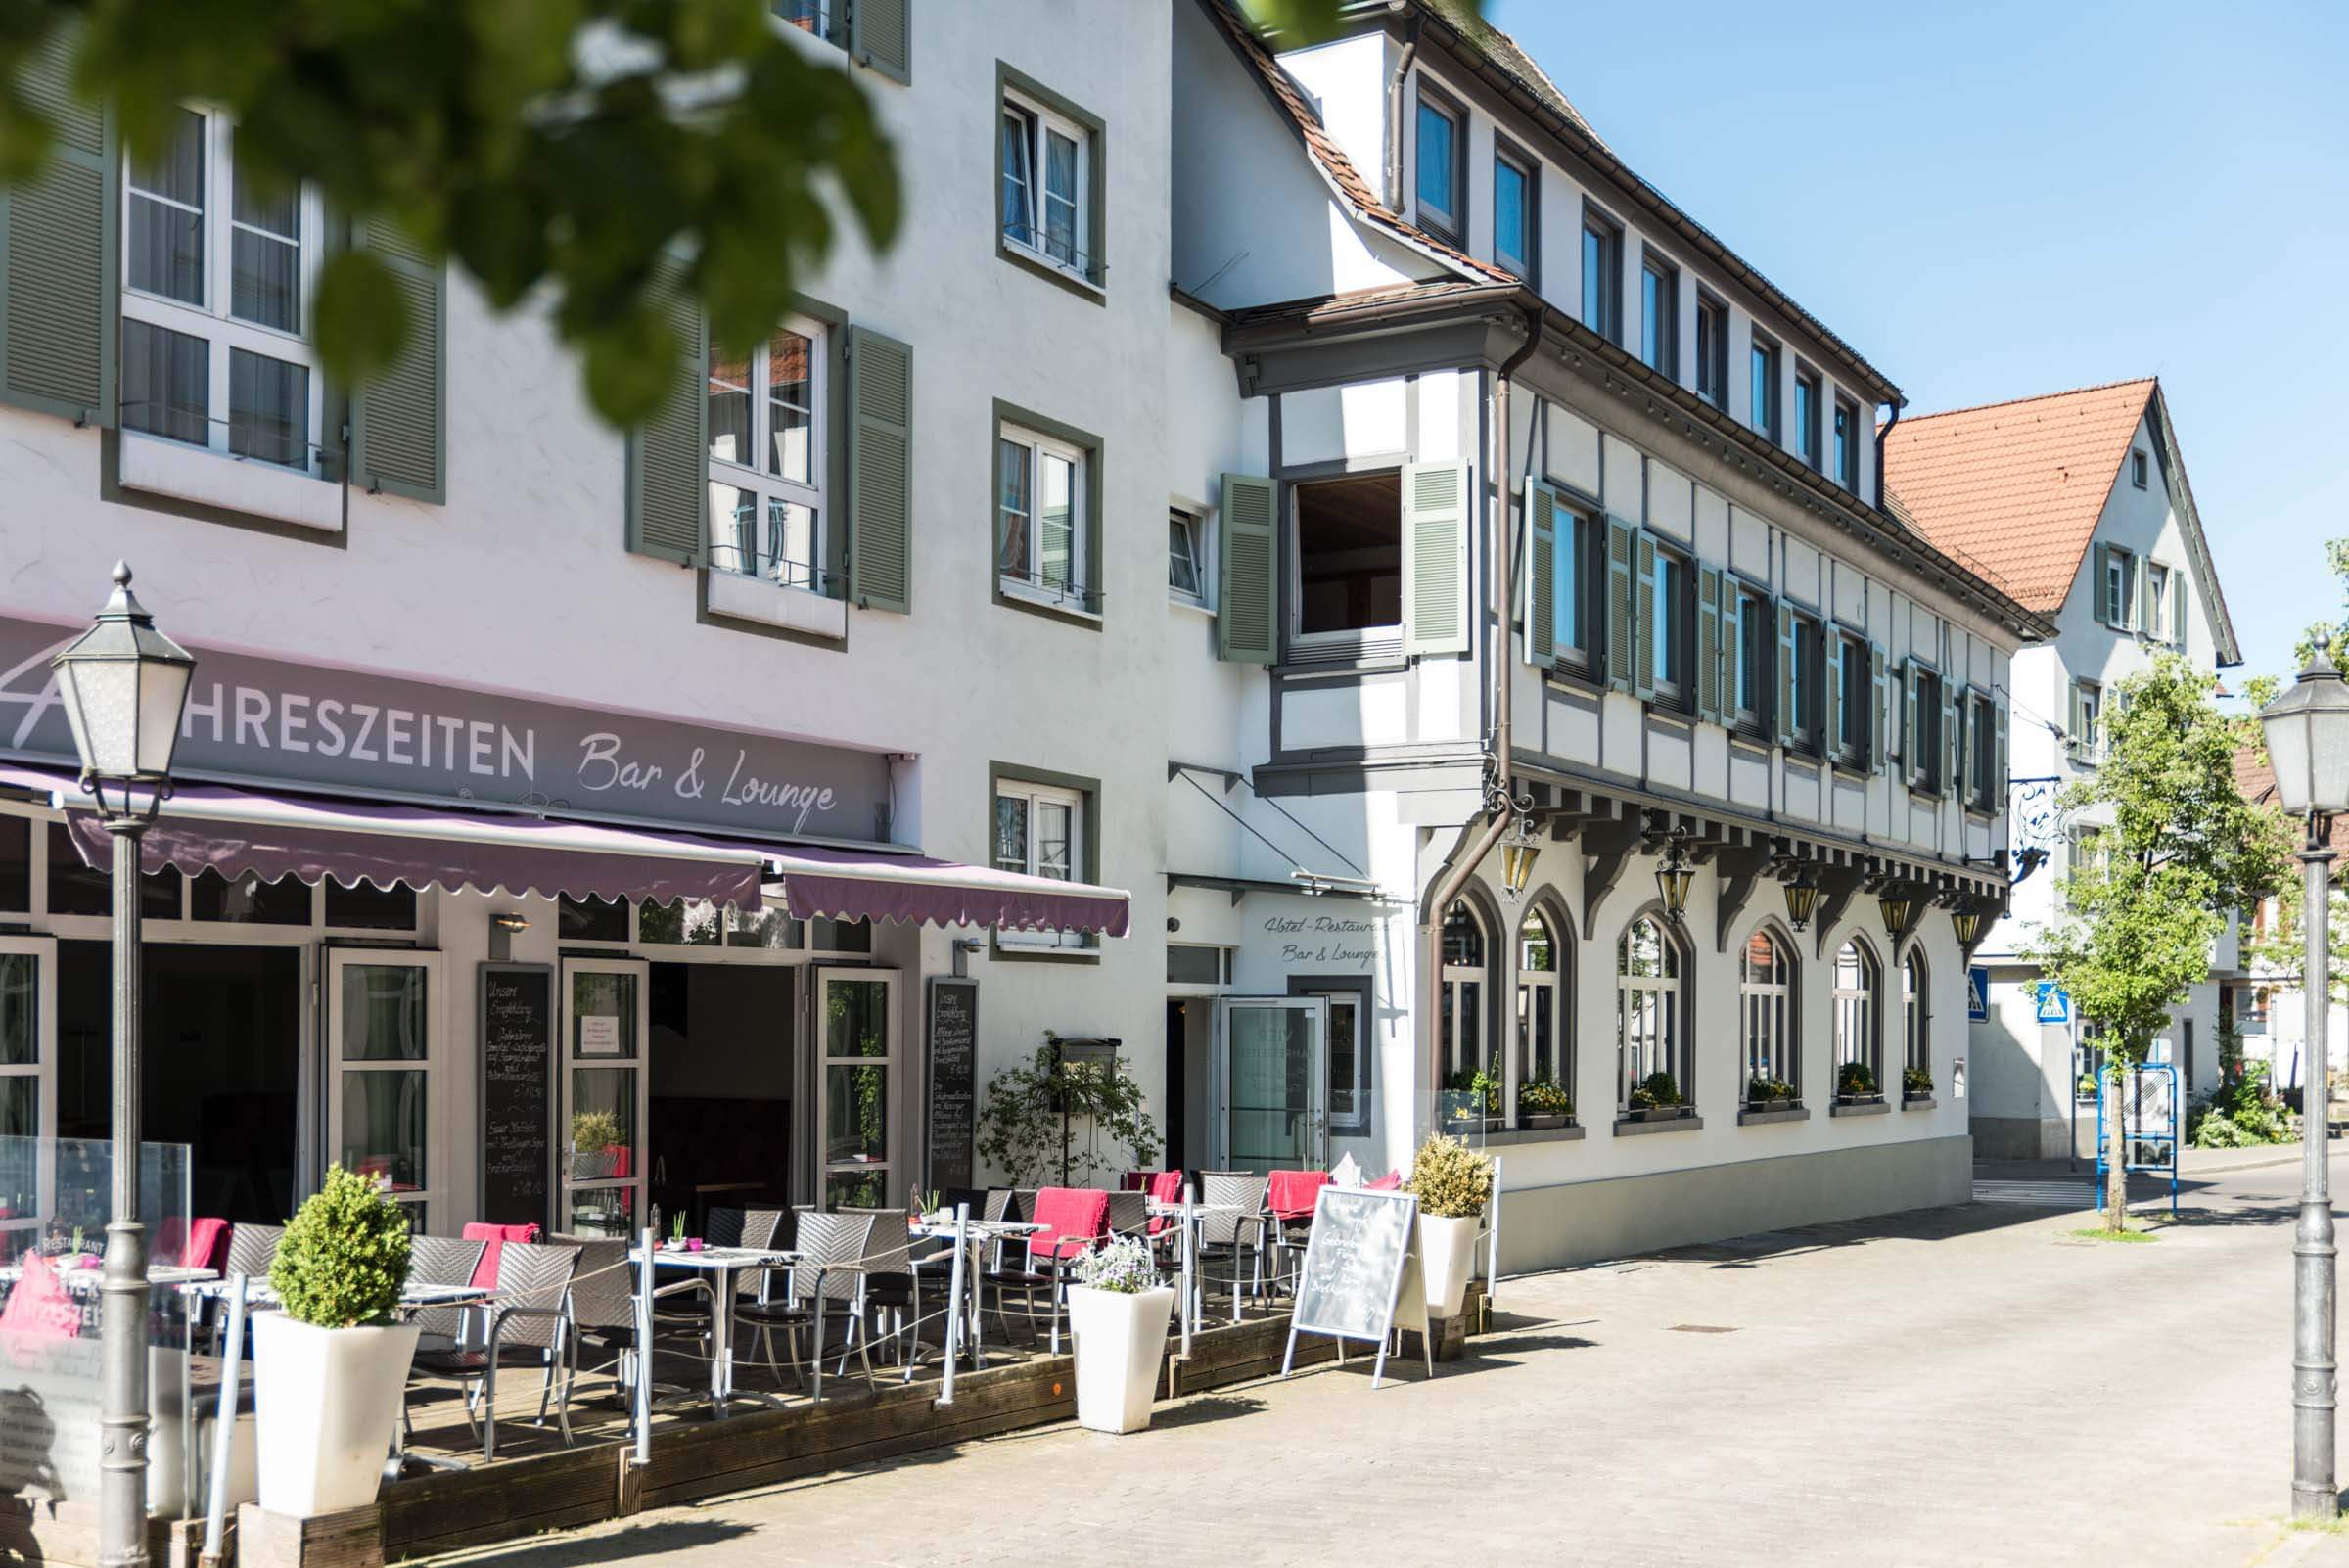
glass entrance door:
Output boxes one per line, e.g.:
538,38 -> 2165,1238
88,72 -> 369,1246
562,957 -> 648,1238
0,937 -> 55,1250
814,967 -> 898,1209
1216,997 -> 1327,1174
325,948 -> 440,1231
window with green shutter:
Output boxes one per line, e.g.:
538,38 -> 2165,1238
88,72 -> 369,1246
847,325 -> 912,611
849,0 -> 912,83
1218,473 -> 1276,664
1693,563 -> 1723,723
1603,516 -> 1637,694
350,217 -> 445,502
1401,459 -> 1469,658
1524,483 -> 1556,667
0,28 -> 113,427
623,273 -> 707,566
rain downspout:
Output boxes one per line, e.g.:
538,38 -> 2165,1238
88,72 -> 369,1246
1384,10 -> 1423,211
1417,302 -> 1545,1121
1874,394 -> 1904,512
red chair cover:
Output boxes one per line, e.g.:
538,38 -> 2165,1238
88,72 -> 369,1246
1029,1187 -> 1110,1261
0,1250 -> 80,1341
462,1222 -> 540,1288
1364,1171 -> 1404,1192
1145,1169 -> 1184,1234
1267,1169 -> 1330,1221
184,1217 -> 232,1272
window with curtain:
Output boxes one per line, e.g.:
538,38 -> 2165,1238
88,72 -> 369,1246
1001,91 -> 1093,282
1740,929 -> 1794,1098
997,422 -> 1091,611
1617,916 -> 1684,1110
122,106 -> 322,473
707,319 -> 829,594
993,776 -> 1094,950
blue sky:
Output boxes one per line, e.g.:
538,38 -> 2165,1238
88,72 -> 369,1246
1488,0 -> 2347,686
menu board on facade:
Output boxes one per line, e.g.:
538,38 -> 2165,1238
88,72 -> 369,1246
1282,1186 -> 1429,1389
479,963 -> 554,1235
925,978 -> 979,1193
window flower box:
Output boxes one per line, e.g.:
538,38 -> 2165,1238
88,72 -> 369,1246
1518,1113 -> 1570,1131
1626,1104 -> 1690,1124
1745,1096 -> 1795,1114
1834,1092 -> 1885,1107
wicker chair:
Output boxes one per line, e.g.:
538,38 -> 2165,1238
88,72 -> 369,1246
735,1210 -> 873,1390
404,1234 -> 488,1344
413,1240 -> 581,1458
839,1209 -> 920,1372
1194,1172 -> 1269,1320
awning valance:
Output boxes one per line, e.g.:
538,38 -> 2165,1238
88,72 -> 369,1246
0,761 -> 1129,936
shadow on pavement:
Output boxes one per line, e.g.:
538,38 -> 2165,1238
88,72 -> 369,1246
1151,1393 -> 1267,1427
431,1518 -> 757,1568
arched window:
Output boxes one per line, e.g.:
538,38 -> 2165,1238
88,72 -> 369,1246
1515,906 -> 1569,1121
1617,915 -> 1685,1111
1439,901 -> 1490,1091
1903,949 -> 1928,1087
1833,937 -> 1882,1097
1739,928 -> 1794,1099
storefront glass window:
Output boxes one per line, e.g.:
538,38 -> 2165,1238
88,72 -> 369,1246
323,877 -> 415,930
1516,908 -> 1564,1106
558,895 -> 630,943
1438,902 -> 1488,1096
0,816 -> 27,912
0,953 -> 34,1069
191,868 -> 311,924
1833,938 -> 1880,1085
820,972 -> 893,1207
47,823 -> 180,918
568,1067 -> 637,1176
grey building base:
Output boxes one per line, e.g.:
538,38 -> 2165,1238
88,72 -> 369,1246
1970,1115 -> 2079,1162
1494,1134 -> 1975,1274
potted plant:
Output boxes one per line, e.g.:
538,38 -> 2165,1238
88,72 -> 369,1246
1406,1133 -> 1494,1320
1518,1078 -> 1574,1130
1626,1070 -> 1684,1122
1744,1074 -> 1796,1113
1836,1061 -> 1882,1104
253,1165 -> 417,1517
1902,1066 -> 1935,1102
1065,1233 -> 1175,1434
1438,1068 -> 1502,1131
568,1108 -> 622,1180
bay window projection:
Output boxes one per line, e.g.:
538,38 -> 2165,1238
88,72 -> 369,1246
1739,928 -> 1794,1093
1294,470 -> 1404,642
1001,91 -> 1093,281
1439,902 -> 1490,1090
1617,915 -> 1683,1110
1832,938 -> 1881,1090
1515,907 -> 1567,1117
122,107 -> 322,471
707,320 -> 828,593
998,424 -> 1090,609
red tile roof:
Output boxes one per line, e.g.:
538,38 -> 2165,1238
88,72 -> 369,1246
2235,745 -> 2349,851
1881,379 -> 2157,615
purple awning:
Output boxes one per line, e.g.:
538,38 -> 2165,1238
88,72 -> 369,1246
0,761 -> 1129,935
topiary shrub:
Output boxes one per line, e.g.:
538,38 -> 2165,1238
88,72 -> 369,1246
1406,1133 -> 1495,1219
270,1165 -> 411,1329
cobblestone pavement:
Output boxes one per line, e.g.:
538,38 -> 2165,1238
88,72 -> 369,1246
422,1156 -> 2348,1568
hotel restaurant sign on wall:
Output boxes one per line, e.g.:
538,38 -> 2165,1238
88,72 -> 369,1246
0,611 -> 893,843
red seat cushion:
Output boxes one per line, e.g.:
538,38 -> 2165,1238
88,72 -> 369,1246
1267,1170 -> 1330,1221
461,1222 -> 539,1289
1029,1187 -> 1109,1261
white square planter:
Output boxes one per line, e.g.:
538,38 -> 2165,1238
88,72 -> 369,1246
1066,1285 -> 1174,1434
1417,1213 -> 1482,1320
253,1313 -> 420,1516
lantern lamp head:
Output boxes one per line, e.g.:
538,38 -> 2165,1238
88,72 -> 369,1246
2260,650 -> 2349,820
1879,890 -> 1919,944
1952,902 -> 1985,947
1782,865 -> 1819,933
1499,815 -> 1543,898
1655,834 -> 1695,923
48,563 -> 197,822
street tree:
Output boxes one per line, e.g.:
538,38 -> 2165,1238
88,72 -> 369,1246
2022,652 -> 2291,1231
0,0 -> 1447,427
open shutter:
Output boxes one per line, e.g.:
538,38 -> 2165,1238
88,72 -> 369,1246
1218,472 -> 1278,664
2065,682 -> 2084,761
1402,459 -> 1470,657
1995,704 -> 2009,807
1604,516 -> 1637,694
1774,601 -> 1796,745
849,0 -> 912,84
1868,643 -> 1887,772
350,218 -> 446,502
846,325 -> 913,611
622,271 -> 707,566
1946,684 -> 1964,797
2133,554 -> 2149,635
1722,587 -> 1745,725
0,28 -> 114,426
1694,564 -> 1723,723
2091,543 -> 2111,625
1632,531 -> 1659,701
1899,665 -> 1917,784
1525,484 -> 1556,666
1822,635 -> 1845,764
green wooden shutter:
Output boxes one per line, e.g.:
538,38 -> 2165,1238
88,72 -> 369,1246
2091,542 -> 2112,625
1525,484 -> 1556,666
1900,664 -> 1918,785
1402,459 -> 1470,657
1947,684 -> 1964,796
1822,635 -> 1845,763
0,28 -> 114,426
849,0 -> 912,84
1869,643 -> 1887,772
1605,516 -> 1637,694
1774,601 -> 1796,745
1721,586 -> 1744,724
846,324 -> 912,611
349,217 -> 445,502
2132,554 -> 2148,635
1995,703 -> 2009,806
2065,681 -> 2083,761
1693,564 -> 1722,723
1632,530 -> 1659,701
1218,472 -> 1277,664
623,272 -> 707,566
2172,569 -> 2188,650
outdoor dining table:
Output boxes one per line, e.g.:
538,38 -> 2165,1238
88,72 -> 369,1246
626,1242 -> 799,1413
1147,1197 -> 1254,1351
909,1212 -> 1044,1400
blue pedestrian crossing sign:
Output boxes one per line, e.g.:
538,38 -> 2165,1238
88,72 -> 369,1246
1966,967 -> 1989,1022
2035,982 -> 2071,1026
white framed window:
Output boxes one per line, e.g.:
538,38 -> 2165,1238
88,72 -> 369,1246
2103,546 -> 2137,629
2072,680 -> 2103,762
997,423 -> 1091,611
1617,915 -> 1685,1110
2145,563 -> 2169,644
1903,949 -> 1928,1081
994,777 -> 1093,950
707,318 -> 829,595
120,105 -> 325,474
1169,505 -> 1213,609
1438,901 -> 1491,1095
1514,906 -> 1568,1123
1739,927 -> 1794,1096
1832,938 -> 1881,1094
1001,91 -> 1093,283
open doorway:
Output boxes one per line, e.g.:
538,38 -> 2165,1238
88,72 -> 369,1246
1163,999 -> 1186,1172
648,962 -> 794,1232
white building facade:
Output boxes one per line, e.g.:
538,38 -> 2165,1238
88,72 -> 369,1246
1885,380 -> 2242,1160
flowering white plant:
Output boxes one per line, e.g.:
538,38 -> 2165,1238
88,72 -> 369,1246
1070,1232 -> 1160,1295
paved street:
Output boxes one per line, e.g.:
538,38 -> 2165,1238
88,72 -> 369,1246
422,1156 -> 2349,1568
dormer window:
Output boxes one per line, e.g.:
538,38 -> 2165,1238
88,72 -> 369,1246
1494,144 -> 1535,278
1415,92 -> 1463,241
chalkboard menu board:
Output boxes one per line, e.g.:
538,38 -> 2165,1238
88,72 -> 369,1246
925,978 -> 979,1191
1283,1187 -> 1429,1387
479,962 -> 554,1235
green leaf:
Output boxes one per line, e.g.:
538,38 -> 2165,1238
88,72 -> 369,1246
314,249 -> 410,384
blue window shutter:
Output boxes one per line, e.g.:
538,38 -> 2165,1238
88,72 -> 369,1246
1605,516 -> 1637,694
846,324 -> 913,612
1402,459 -> 1470,657
1525,483 -> 1556,666
1218,473 -> 1278,664
0,26 -> 114,427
